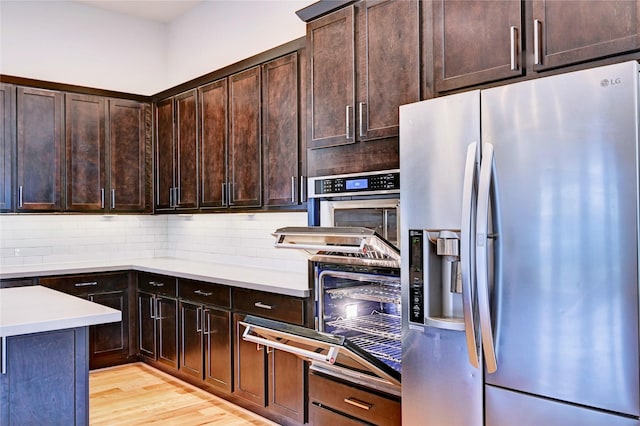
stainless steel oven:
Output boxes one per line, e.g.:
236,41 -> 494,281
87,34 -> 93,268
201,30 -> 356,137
242,170 -> 402,396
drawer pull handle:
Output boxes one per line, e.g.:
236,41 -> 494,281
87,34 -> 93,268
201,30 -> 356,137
75,281 -> 98,287
343,397 -> 372,411
254,302 -> 273,310
149,281 -> 165,287
194,290 -> 212,297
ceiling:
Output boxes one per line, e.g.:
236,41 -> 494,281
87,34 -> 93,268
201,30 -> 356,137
72,0 -> 204,23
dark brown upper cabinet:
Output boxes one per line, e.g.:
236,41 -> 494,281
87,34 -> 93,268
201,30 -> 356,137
155,97 -> 174,210
0,84 -> 15,212
228,66 -> 261,208
65,94 -> 107,211
531,0 -> 640,71
308,6 -> 355,149
262,52 -> 304,207
308,0 -> 420,149
433,0 -> 524,92
155,90 -> 198,211
66,95 -> 149,213
16,87 -> 64,211
199,79 -> 228,209
108,99 -> 149,212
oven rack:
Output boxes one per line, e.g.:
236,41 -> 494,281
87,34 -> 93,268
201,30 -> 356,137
327,312 -> 401,341
326,283 -> 401,305
349,333 -> 402,366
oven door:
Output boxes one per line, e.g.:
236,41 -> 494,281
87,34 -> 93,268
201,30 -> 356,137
240,315 -> 401,394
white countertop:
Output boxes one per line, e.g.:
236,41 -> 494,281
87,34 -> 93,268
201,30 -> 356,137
0,286 -> 122,337
0,257 -> 310,298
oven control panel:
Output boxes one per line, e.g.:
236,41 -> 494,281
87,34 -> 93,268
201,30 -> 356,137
309,169 -> 400,198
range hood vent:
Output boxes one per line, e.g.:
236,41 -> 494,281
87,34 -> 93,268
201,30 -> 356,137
272,227 -> 400,268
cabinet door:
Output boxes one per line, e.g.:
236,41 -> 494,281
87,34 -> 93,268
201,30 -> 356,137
308,6 -> 356,148
199,79 -> 228,209
433,0 -> 524,92
358,0 -> 421,140
0,84 -> 14,212
109,99 -> 148,212
268,348 -> 306,423
65,94 -> 107,211
16,87 -> 64,211
229,66 -> 261,208
157,296 -> 178,369
234,313 -> 267,406
175,90 -> 198,209
262,53 -> 301,207
89,290 -> 129,369
531,0 -> 640,71
204,308 -> 232,392
138,292 -> 156,359
155,98 -> 175,210
179,301 -> 203,378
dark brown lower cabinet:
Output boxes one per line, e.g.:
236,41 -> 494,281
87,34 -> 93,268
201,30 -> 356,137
308,372 -> 401,426
179,300 -> 232,393
232,287 -> 309,425
38,272 -> 132,369
137,272 -> 178,371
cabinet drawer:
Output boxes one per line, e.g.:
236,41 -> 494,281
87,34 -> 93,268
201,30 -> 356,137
39,272 -> 128,296
137,272 -> 177,298
309,373 -> 401,426
233,288 -> 305,325
178,278 -> 230,308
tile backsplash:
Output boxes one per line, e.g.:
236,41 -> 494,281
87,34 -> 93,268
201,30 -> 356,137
0,212 -> 308,274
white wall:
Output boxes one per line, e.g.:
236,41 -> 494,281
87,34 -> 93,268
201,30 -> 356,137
166,0 -> 307,88
0,0 -> 167,95
0,0 -> 308,94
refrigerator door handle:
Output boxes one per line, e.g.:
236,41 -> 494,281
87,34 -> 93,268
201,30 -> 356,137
476,142 -> 498,373
461,142 -> 480,368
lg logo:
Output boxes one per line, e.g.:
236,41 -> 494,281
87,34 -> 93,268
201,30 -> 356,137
601,77 -> 622,87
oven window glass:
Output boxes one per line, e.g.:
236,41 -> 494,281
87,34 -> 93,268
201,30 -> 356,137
333,208 -> 398,246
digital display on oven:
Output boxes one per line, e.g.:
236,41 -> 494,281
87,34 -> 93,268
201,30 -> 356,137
345,178 -> 368,191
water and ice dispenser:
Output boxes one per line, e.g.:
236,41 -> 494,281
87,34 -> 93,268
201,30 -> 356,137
408,229 -> 465,330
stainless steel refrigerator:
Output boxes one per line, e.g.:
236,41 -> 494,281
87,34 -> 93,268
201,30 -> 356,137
399,60 -> 640,426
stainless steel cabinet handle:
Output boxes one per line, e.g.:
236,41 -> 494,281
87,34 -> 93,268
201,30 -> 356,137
291,176 -> 296,203
194,289 -> 212,297
345,105 -> 352,140
149,297 -> 155,319
174,187 -> 180,207
299,175 -> 306,202
169,187 -> 174,208
534,19 -> 542,65
344,397 -> 372,411
74,281 -> 98,287
101,188 -> 105,209
476,142 -> 498,374
228,182 -> 234,205
149,281 -> 165,287
222,183 -> 227,205
358,102 -> 366,138
254,302 -> 272,310
111,189 -> 116,209
510,26 -> 518,71
196,307 -> 202,333
1,336 -> 7,375
461,142 -> 480,368
18,186 -> 23,208
203,310 -> 211,335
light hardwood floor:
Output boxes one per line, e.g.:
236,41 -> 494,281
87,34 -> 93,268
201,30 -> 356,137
89,363 -> 279,426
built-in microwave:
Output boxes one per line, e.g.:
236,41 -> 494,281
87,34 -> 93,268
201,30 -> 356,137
307,169 -> 400,249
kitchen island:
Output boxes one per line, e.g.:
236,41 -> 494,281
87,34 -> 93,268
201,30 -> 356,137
0,286 -> 121,425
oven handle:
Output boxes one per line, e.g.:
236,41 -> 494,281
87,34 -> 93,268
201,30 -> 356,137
242,325 -> 339,364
